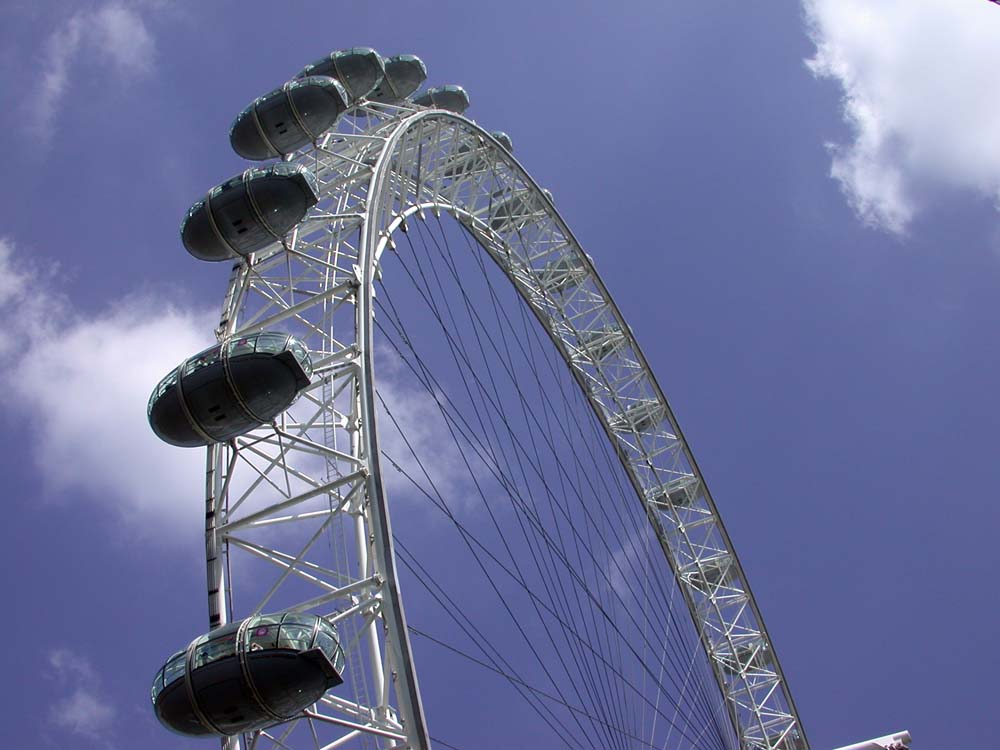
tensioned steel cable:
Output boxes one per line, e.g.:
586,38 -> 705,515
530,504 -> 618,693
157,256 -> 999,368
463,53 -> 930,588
404,220 -> 632,750
444,215 -> 735,749
399,215 -> 730,742
425,213 -> 636,744
443,214 -> 734,746
382,424 -> 723,750
380,399 -> 726,750
409,622 -> 694,750
372,244 -> 724,748
372,318 -> 725,750
369,216 -> 731,750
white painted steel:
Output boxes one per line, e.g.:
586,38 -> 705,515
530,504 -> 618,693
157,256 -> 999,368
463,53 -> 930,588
831,731 -> 911,750
198,97 -> 810,750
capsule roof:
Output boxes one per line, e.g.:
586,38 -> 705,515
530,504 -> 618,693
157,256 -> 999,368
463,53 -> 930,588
412,84 -> 470,114
181,163 -> 319,261
230,76 -> 348,160
152,612 -> 345,737
297,47 -> 385,102
490,131 -> 514,153
369,54 -> 427,104
148,331 -> 312,447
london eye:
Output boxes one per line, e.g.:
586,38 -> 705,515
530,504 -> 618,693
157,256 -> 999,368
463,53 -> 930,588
145,47 -> 910,750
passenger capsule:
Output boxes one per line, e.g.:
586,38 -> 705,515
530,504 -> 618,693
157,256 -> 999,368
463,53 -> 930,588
369,54 -> 427,103
181,164 -> 319,262
151,612 -> 346,737
297,47 -> 385,102
412,85 -> 470,114
148,331 -> 312,447
230,76 -> 349,160
490,131 -> 514,153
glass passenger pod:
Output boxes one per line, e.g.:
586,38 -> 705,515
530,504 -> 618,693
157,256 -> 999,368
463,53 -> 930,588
148,331 -> 313,447
230,76 -> 349,160
297,47 -> 385,102
181,163 -> 320,262
369,54 -> 427,103
648,474 -> 702,509
411,84 -> 470,114
681,554 -> 735,594
151,612 -> 346,737
489,130 -> 514,153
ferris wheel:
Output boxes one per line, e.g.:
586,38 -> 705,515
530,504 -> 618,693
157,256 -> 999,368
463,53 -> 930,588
145,47 -> 911,750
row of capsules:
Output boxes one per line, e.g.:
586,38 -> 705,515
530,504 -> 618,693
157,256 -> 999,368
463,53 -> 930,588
144,47 -> 497,739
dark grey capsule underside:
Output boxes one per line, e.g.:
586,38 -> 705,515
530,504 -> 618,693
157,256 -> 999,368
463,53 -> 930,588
155,650 -> 340,736
181,171 -> 318,261
149,349 -> 309,446
298,48 -> 384,101
230,77 -> 347,160
369,55 -> 427,103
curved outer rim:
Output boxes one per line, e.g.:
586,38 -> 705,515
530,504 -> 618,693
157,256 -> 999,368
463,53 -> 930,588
358,109 -> 809,750
204,103 -> 808,750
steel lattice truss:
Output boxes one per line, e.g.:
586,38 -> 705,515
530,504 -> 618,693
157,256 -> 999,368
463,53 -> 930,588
203,100 -> 807,750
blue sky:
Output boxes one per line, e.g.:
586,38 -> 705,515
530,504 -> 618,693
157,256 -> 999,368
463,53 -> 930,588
1,1 -> 998,748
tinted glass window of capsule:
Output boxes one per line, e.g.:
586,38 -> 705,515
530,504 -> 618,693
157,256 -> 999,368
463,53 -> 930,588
147,332 -> 311,417
150,613 -> 345,704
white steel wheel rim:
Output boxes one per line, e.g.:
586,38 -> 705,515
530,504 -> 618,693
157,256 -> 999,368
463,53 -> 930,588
202,104 -> 806,750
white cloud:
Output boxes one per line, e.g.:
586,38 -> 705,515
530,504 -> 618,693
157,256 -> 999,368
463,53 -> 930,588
376,346 -> 485,513
26,2 -> 157,143
804,0 -> 1000,233
29,15 -> 85,143
0,238 -> 216,537
91,3 -> 156,74
0,238 -> 482,542
48,648 -> 116,742
49,647 -> 99,682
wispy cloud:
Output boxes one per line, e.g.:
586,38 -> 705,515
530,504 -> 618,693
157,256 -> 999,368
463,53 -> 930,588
47,648 -> 116,742
803,0 -> 1000,234
26,2 -> 158,144
0,238 -> 481,540
375,345 -> 487,514
91,3 -> 156,74
0,238 -> 216,538
30,15 -> 86,145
